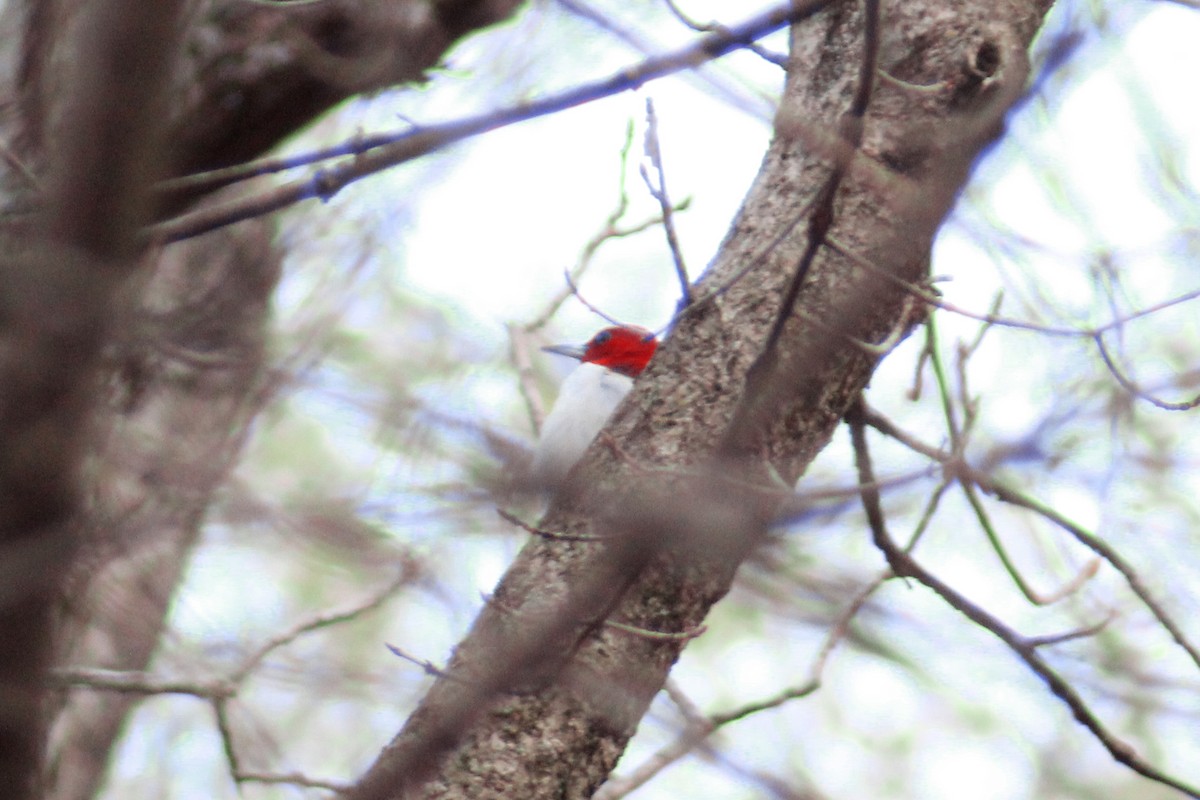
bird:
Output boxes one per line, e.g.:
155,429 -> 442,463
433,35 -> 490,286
531,325 -> 658,489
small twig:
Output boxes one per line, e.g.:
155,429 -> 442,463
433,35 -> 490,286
497,508 -> 606,542
1093,332 -> 1200,411
959,477 -> 1100,605
156,124 -> 408,198
934,313 -> 1095,612
235,771 -> 350,792
827,236 -> 1200,409
987,482 -> 1200,672
213,697 -> 242,781
925,311 -> 964,452
563,269 -> 627,326
664,193 -> 817,338
0,133 -> 41,189
385,644 -> 452,679
717,571 -> 885,726
230,568 -> 415,683
508,323 -> 547,435
50,668 -> 228,698
527,122 -> 639,331
939,305 -> 1097,606
902,477 -> 950,553
874,68 -> 950,93
605,620 -> 706,641
54,567 -> 418,792
662,679 -> 707,724
1026,611 -> 1116,648
556,0 -> 777,119
640,98 -> 692,314
531,214 -> 676,331
826,234 -> 1200,341
661,0 -> 788,67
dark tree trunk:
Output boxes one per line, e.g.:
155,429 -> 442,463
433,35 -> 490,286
0,2 -> 523,797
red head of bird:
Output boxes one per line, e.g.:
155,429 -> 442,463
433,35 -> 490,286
541,325 -> 658,378
532,326 -> 658,487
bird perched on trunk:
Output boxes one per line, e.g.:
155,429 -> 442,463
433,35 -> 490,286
531,326 -> 658,489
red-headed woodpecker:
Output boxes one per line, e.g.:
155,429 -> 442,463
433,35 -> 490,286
532,326 -> 658,488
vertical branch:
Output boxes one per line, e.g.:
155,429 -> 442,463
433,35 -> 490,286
640,98 -> 692,313
0,2 -> 184,796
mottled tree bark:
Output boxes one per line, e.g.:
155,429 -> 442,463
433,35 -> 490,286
0,2 -> 523,798
345,1 -> 1053,799
44,220 -> 280,800
0,5 -> 186,798
16,0 -> 525,182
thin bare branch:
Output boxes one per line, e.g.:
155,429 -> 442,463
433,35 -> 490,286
151,0 -> 834,244
1093,333 -> 1200,411
497,508 -> 606,542
51,668 -> 228,699
858,404 -> 1200,673
561,270 -> 627,327
231,569 -> 414,683
556,0 -> 777,119
1026,611 -> 1116,648
640,98 -> 692,312
525,122 -> 650,330
846,399 -> 1200,800
236,772 -> 349,792
508,324 -> 548,435
385,644 -> 452,680
661,0 -> 788,66
597,572 -> 884,800
926,313 -> 1099,605
54,570 -> 416,790
827,235 -> 1200,341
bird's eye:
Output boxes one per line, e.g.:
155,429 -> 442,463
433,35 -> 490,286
592,330 -> 612,346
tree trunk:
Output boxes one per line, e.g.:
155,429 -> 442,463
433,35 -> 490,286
345,1 -> 1052,798
0,1 -> 523,797
44,218 -> 280,800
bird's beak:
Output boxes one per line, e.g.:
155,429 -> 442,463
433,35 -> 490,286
541,343 -> 587,361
